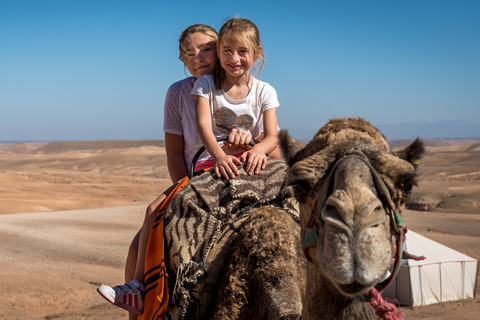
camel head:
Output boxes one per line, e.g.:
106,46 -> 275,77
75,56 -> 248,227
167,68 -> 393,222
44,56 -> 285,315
280,117 -> 425,298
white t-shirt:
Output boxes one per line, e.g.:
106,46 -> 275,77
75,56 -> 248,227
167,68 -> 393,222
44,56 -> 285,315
163,77 -> 201,172
190,74 -> 279,160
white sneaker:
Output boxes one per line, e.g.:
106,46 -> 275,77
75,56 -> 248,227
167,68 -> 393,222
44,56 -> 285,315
97,279 -> 144,315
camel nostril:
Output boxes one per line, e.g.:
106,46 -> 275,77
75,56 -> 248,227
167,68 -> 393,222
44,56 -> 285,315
325,205 -> 335,212
322,202 -> 351,232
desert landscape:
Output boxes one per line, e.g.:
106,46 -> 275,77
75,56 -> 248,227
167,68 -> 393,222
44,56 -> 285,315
0,139 -> 479,319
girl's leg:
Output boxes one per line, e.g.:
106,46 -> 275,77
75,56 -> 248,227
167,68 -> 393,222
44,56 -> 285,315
125,230 -> 140,282
98,181 -> 179,317
133,182 -> 178,283
124,233 -> 140,320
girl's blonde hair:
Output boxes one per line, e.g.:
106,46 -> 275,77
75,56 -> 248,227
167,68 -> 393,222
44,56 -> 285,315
214,17 -> 265,91
178,24 -> 218,63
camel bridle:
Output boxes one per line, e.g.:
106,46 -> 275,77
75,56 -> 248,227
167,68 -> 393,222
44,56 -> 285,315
301,154 -> 424,301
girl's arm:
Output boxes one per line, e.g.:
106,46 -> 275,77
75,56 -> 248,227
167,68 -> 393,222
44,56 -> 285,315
195,96 -> 242,180
254,132 -> 281,159
240,108 -> 279,175
165,132 -> 188,183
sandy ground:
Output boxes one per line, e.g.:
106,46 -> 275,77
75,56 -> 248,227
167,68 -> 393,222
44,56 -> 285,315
0,140 -> 479,319
0,205 -> 142,320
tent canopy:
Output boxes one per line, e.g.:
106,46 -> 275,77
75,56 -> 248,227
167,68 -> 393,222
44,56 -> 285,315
383,230 -> 478,306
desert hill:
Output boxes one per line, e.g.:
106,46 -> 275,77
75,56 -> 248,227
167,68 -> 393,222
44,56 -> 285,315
405,141 -> 480,214
389,138 -> 480,148
0,141 -> 171,214
0,139 -> 479,319
2,140 -> 165,154
1,139 -> 480,215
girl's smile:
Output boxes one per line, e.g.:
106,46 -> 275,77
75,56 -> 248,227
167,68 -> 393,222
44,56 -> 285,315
226,63 -> 243,70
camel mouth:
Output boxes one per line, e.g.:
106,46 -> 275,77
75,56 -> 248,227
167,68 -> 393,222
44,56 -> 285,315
338,281 -> 372,296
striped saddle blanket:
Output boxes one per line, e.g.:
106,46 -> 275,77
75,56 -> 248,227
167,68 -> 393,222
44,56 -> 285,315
142,159 -> 299,319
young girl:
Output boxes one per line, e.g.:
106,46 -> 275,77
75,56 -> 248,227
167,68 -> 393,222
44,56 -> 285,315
191,17 -> 279,180
97,24 -> 218,318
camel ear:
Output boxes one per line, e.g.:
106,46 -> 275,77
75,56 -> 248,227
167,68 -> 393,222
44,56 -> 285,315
279,129 -> 306,166
286,150 -> 335,200
393,138 -> 425,170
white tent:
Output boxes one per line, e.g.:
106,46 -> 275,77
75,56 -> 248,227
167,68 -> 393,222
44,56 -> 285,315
382,230 -> 478,306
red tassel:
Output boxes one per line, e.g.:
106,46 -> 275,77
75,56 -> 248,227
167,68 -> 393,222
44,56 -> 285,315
368,288 -> 404,320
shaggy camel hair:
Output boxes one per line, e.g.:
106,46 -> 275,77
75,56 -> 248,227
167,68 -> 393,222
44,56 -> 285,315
279,117 -> 425,320
191,206 -> 305,320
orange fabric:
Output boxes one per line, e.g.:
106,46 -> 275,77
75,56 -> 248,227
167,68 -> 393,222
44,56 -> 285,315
139,176 -> 190,320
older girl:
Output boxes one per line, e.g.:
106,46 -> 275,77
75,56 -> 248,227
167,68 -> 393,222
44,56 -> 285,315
97,24 -> 218,317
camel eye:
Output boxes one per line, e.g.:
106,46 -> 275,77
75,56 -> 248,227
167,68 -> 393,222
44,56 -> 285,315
403,184 -> 413,197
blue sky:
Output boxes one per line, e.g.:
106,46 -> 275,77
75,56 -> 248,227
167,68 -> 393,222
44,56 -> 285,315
1,0 -> 479,141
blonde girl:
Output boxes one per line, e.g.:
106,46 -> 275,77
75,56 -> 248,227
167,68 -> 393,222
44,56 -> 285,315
191,17 -> 279,180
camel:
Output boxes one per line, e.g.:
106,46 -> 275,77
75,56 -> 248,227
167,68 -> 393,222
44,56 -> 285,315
142,117 -> 424,320
279,117 -> 425,319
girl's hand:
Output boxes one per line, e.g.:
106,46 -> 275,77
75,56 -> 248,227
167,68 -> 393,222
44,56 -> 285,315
224,129 -> 252,149
239,145 -> 268,175
214,153 -> 242,180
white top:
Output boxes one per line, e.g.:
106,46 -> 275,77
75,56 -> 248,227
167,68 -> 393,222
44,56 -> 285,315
190,74 -> 279,160
163,77 -> 202,172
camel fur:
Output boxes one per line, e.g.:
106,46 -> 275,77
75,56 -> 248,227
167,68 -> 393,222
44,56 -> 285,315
191,206 -> 305,320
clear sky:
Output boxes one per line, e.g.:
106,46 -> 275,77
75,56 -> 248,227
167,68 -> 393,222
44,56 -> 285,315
1,0 -> 479,141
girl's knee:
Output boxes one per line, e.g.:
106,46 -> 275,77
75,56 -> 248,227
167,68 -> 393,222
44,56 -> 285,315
145,203 -> 161,223
146,202 -> 157,216
145,193 -> 168,218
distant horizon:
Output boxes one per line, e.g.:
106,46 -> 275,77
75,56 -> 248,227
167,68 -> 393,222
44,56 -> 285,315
1,117 -> 479,144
